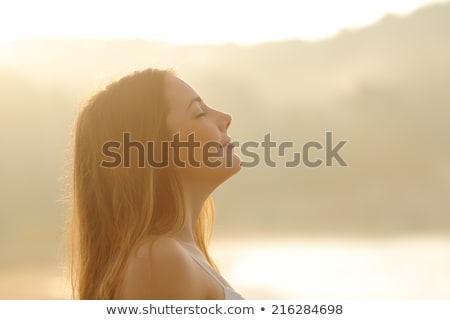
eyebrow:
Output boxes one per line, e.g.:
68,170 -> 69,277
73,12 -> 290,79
185,96 -> 202,112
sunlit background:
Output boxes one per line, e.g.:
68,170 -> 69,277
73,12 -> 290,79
1,0 -> 449,299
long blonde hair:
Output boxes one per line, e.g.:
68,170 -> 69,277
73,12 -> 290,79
68,68 -> 217,299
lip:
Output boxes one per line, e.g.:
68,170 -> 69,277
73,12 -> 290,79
222,139 -> 231,148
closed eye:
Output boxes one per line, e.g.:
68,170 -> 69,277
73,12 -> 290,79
195,112 -> 207,118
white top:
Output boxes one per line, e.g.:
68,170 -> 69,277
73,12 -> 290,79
187,252 -> 245,300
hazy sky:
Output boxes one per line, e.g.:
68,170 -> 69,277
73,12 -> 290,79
0,0 -> 447,45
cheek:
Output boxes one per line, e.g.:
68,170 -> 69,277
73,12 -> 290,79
170,120 -> 217,144
167,121 -> 220,166
193,125 -> 218,144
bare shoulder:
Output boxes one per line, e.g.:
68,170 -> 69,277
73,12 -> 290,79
115,236 -> 207,300
149,237 -> 186,265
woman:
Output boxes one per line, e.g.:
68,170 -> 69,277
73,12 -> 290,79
69,68 -> 244,300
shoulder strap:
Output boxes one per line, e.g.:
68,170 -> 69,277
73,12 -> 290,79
187,252 -> 226,289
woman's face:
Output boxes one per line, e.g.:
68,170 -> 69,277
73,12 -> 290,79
164,74 -> 241,186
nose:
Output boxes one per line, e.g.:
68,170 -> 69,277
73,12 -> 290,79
219,111 -> 231,131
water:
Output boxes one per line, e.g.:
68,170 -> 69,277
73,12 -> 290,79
1,235 -> 449,299
211,235 -> 450,299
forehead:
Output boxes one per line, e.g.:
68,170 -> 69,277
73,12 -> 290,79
164,75 -> 198,113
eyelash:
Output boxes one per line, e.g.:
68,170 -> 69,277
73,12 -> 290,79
195,111 -> 207,118
195,102 -> 208,118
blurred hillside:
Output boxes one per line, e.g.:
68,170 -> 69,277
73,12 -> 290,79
0,2 -> 449,265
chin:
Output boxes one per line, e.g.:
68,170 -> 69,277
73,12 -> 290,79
201,158 -> 240,187
219,154 -> 242,180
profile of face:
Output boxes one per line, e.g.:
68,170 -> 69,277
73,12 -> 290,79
164,74 -> 241,189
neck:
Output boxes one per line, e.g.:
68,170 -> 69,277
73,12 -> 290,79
171,178 -> 214,249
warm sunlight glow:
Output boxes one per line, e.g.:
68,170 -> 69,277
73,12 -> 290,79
1,0 -> 449,300
212,237 -> 450,298
0,0 -> 448,45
